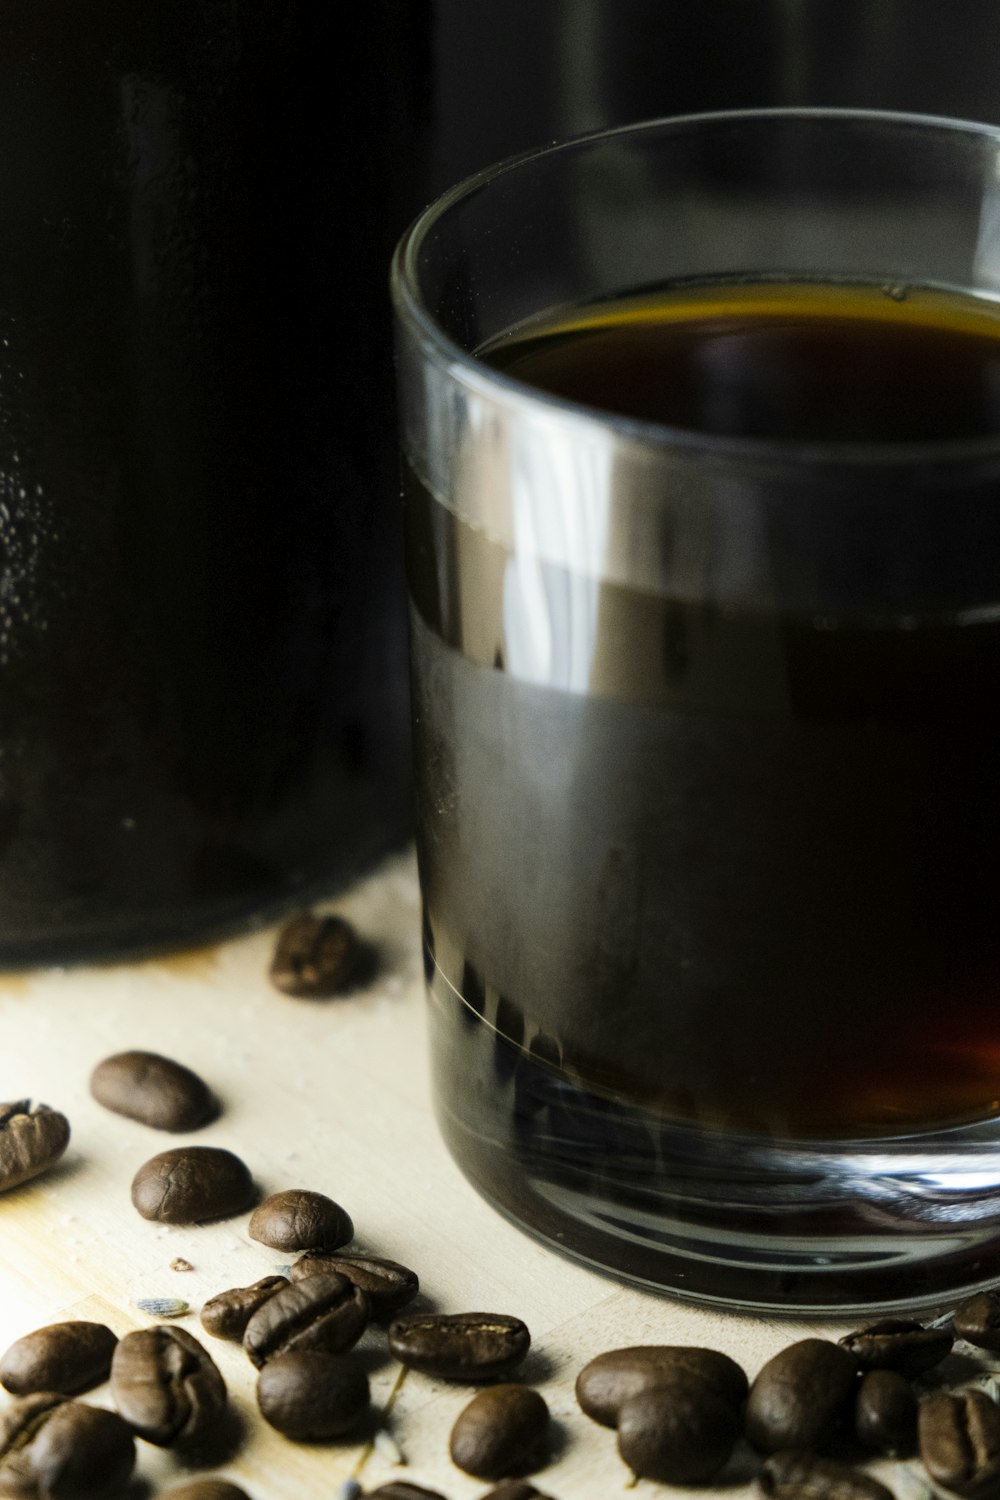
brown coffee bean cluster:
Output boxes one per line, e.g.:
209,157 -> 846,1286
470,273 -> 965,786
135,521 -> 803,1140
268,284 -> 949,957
571,1308 -> 1000,1499
577,1344 -> 747,1482
20,912 -> 1000,1500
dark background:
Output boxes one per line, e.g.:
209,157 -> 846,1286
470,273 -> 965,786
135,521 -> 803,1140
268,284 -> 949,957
422,0 -> 1000,195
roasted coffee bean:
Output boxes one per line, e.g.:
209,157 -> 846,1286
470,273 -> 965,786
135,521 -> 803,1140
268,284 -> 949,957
248,1189 -> 353,1252
256,1348 -> 369,1440
200,1276 -> 290,1341
575,1344 -> 748,1428
616,1375 -> 741,1483
919,1388 -> 1000,1498
366,1486 -> 450,1500
291,1252 -> 419,1320
388,1312 -> 530,1381
746,1339 -> 858,1454
0,1101 -> 70,1193
839,1319 -> 952,1377
0,1321 -> 117,1397
759,1450 -> 895,1500
477,1485 -> 554,1500
131,1145 -> 256,1224
449,1385 -> 549,1480
954,1291 -> 1000,1352
269,912 -> 362,997
162,1483 -> 253,1500
855,1368 -> 916,1456
90,1050 -> 215,1132
0,1393 -> 135,1500
110,1325 -> 226,1447
243,1271 -> 369,1368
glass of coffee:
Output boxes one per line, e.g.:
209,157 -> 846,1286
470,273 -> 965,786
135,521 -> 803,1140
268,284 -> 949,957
392,110 -> 1000,1312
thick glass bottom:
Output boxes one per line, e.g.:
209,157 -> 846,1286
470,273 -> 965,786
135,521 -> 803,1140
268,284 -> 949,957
428,960 -> 1000,1314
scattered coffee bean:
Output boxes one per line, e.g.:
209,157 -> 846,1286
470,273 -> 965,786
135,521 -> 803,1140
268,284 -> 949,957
269,912 -> 363,997
839,1319 -> 953,1378
367,1486 -> 449,1500
855,1368 -> 917,1456
477,1485 -> 554,1500
256,1348 -> 369,1440
449,1385 -> 549,1480
954,1291 -> 1000,1353
133,1297 -> 190,1318
162,1483 -> 253,1500
201,1276 -> 290,1342
243,1271 -> 369,1368
0,1100 -> 70,1193
89,1050 -> 216,1132
291,1252 -> 419,1320
0,1392 -> 135,1499
759,1450 -> 895,1500
389,1312 -> 530,1381
171,1258 -> 195,1273
248,1188 -> 353,1252
110,1325 -> 227,1447
131,1144 -> 256,1224
0,1320 -> 117,1396
919,1387 -> 1000,1498
575,1344 -> 748,1428
746,1339 -> 858,1454
616,1375 -> 741,1483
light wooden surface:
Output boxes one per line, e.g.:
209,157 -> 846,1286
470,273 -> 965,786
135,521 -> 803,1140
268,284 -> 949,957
0,849 -> 866,1498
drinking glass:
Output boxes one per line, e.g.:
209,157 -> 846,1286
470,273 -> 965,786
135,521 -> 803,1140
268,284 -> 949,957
392,110 -> 1000,1311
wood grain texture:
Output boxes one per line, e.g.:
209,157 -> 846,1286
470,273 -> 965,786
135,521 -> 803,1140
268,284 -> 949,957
0,849 -> 867,1498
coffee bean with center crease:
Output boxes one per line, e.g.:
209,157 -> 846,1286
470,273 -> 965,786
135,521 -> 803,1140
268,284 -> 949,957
0,1321 -> 117,1397
256,1348 -> 369,1440
389,1313 -> 530,1381
291,1252 -> 419,1320
449,1385 -> 549,1479
575,1344 -> 748,1428
616,1372 -> 742,1483
131,1145 -> 256,1224
760,1450 -> 895,1500
110,1326 -> 226,1447
854,1368 -> 916,1456
954,1291 -> 1000,1352
746,1340 -> 858,1454
0,1101 -> 70,1193
269,912 -> 362,997
162,1483 -> 253,1500
839,1319 -> 952,1377
90,1050 -> 216,1132
248,1189 -> 353,1252
0,1392 -> 135,1500
919,1388 -> 1000,1498
243,1272 -> 368,1368
200,1276 -> 289,1342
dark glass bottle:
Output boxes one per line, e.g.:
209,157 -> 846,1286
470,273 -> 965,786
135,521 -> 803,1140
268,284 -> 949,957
0,1 -> 423,961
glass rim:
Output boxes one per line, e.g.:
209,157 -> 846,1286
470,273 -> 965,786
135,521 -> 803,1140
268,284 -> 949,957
391,105 -> 1000,471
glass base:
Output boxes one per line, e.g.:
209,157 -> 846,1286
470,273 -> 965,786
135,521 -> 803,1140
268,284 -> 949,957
428,967 -> 1000,1314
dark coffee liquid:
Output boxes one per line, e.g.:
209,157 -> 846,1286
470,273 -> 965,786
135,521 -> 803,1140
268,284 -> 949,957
488,281 -> 1000,442
407,282 -> 1000,1294
0,3 -> 421,959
